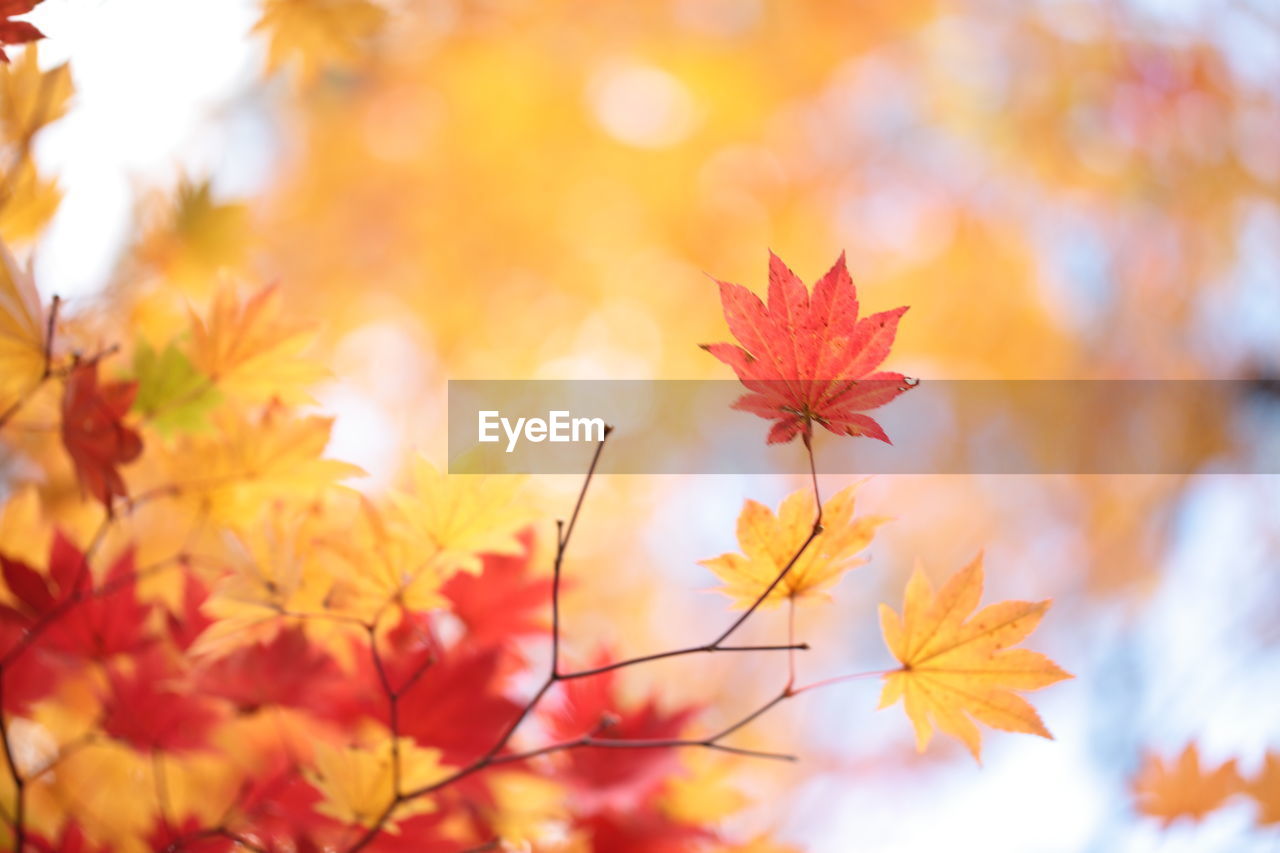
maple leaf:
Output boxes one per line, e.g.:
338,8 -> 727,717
166,574 -> 215,651
101,650 -> 223,753
60,361 -> 143,509
1246,751 -> 1280,826
131,340 -> 222,435
315,493 -> 453,619
195,624 -> 347,713
0,532 -> 89,627
189,282 -> 328,405
394,645 -> 523,765
254,0 -> 386,81
0,156 -> 61,243
0,44 -> 72,143
195,504 -> 338,654
389,455 -> 533,579
303,738 -> 446,830
27,824 -> 110,853
1133,743 -> 1243,826
702,251 -> 913,445
581,807 -> 713,853
136,179 -> 251,286
151,404 -> 363,524
42,546 -> 152,660
441,530 -> 551,648
699,483 -> 884,609
877,554 -> 1072,761
0,236 -> 44,410
0,1 -> 43,64
544,654 -> 699,815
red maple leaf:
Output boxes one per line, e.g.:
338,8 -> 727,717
60,361 -> 143,509
543,652 -> 699,814
166,574 -> 215,651
583,808 -> 713,853
0,1 -> 44,63
27,823 -> 109,853
196,625 -> 347,714
702,251 -> 913,444
101,649 -> 222,753
441,531 -> 551,650
0,533 -> 86,625
145,817 -> 236,853
45,547 -> 151,660
393,644 -> 522,766
0,535 -> 148,661
228,756 -> 340,850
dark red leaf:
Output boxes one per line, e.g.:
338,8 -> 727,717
60,361 -> 143,509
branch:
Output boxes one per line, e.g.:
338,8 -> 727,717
709,438 -> 823,647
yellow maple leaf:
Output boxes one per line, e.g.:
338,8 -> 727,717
659,752 -> 747,824
189,282 -> 328,405
195,503 -> 337,654
388,454 -> 532,578
877,554 -> 1072,761
0,237 -> 44,410
314,491 -> 453,619
304,738 -> 447,830
150,404 -> 364,525
1246,751 -> 1280,826
0,44 -> 74,145
135,179 -> 251,291
699,483 -> 885,608
484,772 -> 574,850
0,157 -> 62,244
255,0 -> 386,81
1133,743 -> 1243,826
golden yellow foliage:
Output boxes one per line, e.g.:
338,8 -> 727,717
0,45 -> 73,144
0,238 -> 44,410
189,282 -> 328,405
304,738 -> 446,830
255,0 -> 386,80
388,455 -> 533,578
700,484 -> 884,608
878,554 -> 1072,760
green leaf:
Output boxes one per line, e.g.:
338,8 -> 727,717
132,340 -> 222,435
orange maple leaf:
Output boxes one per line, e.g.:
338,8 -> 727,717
702,251 -> 913,445
60,361 -> 142,509
877,554 -> 1072,761
1246,750 -> 1280,826
1133,743 -> 1243,825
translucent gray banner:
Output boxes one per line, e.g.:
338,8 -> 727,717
446,380 -> 1280,474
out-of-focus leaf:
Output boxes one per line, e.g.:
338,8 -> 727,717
303,739 -> 445,830
189,282 -> 328,405
132,340 -> 222,435
255,0 -> 385,81
60,361 -> 143,509
0,43 -> 72,142
1133,743 -> 1243,826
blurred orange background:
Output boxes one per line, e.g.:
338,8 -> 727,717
12,0 -> 1280,849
